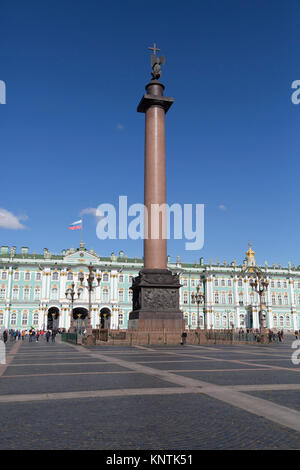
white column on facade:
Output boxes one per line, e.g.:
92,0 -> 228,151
42,271 -> 47,300
59,271 -> 66,300
110,271 -> 118,302
6,267 -> 12,303
252,308 -> 259,329
244,278 -> 249,305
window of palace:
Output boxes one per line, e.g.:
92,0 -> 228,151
273,315 -> 278,327
278,295 -> 282,305
215,314 -> 220,328
279,316 -> 284,327
277,281 -> 281,288
0,312 -> 3,325
33,313 -> 39,325
223,315 -> 227,327
184,313 -> 189,327
12,288 -> 19,300
0,288 -> 6,300
284,295 -> 288,305
67,272 -> 73,280
271,281 -> 275,288
183,278 -> 188,286
228,279 -> 232,287
183,292 -> 188,304
286,315 -> 291,327
191,295 -> 195,304
214,279 -> 218,287
34,288 -> 41,300
22,312 -> 28,325
272,295 -> 276,305
238,279 -> 242,287
221,279 -> 225,287
103,273 -> 109,282
24,288 -> 30,300
14,271 -> 19,281
239,314 -> 245,326
52,272 -> 59,280
119,275 -> 124,283
11,312 -> 17,325
1,271 -> 7,280
191,314 -> 196,327
119,290 -> 124,302
228,294 -> 233,304
261,295 -> 266,304
118,313 -> 124,327
284,281 -> 287,288
36,272 -> 41,281
103,289 -> 109,302
221,293 -> 226,304
24,272 -> 31,281
129,275 -> 133,283
51,288 -> 58,300
199,316 -> 204,326
215,293 -> 219,304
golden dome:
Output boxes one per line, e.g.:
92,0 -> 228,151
246,241 -> 255,258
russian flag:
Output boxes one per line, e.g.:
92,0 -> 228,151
68,219 -> 82,230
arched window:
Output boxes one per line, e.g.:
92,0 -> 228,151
52,272 -> 59,280
0,312 -> 3,325
273,315 -> 278,327
214,293 -> 219,304
238,279 -> 243,287
33,312 -> 39,326
279,316 -> 284,327
191,313 -> 196,327
10,312 -> 17,325
67,272 -> 73,280
118,313 -> 124,327
23,288 -> 30,301
228,293 -> 233,304
184,313 -> 189,327
51,288 -> 58,300
286,315 -> 291,327
183,292 -> 188,304
215,313 -> 220,328
22,312 -> 28,325
239,314 -> 245,326
14,271 -> 19,281
103,273 -> 109,282
103,289 -> 109,302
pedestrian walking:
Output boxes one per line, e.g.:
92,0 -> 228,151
36,331 -> 39,342
281,330 -> 284,342
295,330 -> 299,340
181,331 -> 187,345
51,330 -> 56,343
2,329 -> 8,344
277,331 -> 282,342
46,330 -> 50,343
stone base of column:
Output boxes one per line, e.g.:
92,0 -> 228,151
128,269 -> 184,331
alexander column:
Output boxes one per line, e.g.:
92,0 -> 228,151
129,44 -> 183,332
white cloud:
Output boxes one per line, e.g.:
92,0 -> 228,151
0,208 -> 27,229
218,205 -> 227,211
80,207 -> 103,222
116,123 -> 124,131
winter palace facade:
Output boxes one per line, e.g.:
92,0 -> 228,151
0,241 -> 299,332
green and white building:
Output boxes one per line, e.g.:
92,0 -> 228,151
0,241 -> 299,331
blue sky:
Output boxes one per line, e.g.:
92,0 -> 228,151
0,0 -> 299,266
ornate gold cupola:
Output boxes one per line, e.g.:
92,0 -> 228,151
245,241 -> 256,267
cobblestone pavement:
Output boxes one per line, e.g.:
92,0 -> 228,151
0,335 -> 300,449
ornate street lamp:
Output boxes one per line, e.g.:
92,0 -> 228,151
79,263 -> 101,337
242,265 -> 269,333
249,272 -> 269,333
65,282 -> 81,333
191,283 -> 205,330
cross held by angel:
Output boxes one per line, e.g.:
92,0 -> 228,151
148,43 -> 165,80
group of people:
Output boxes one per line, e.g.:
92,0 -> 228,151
268,329 -> 285,343
1,328 -> 60,344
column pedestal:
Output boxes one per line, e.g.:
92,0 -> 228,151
128,269 -> 184,331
